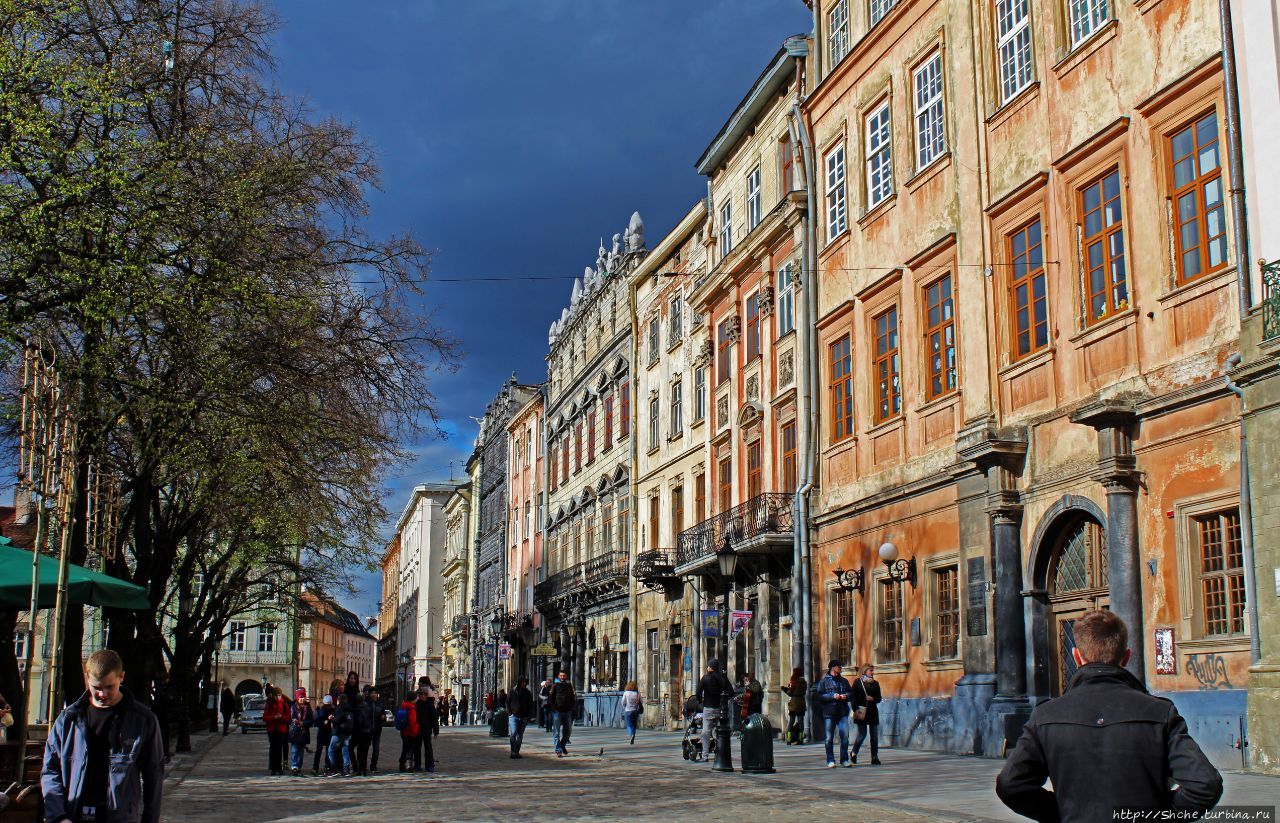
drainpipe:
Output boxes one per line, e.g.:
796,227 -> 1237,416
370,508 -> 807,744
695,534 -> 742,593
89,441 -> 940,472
1224,353 -> 1261,662
791,101 -> 819,689
628,269 -> 641,688
1218,0 -> 1252,312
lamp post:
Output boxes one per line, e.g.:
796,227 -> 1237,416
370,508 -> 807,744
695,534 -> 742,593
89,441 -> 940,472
714,534 -> 738,773
490,606 -> 504,706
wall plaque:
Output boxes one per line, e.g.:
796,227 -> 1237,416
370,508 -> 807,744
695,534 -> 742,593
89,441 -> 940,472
966,556 -> 988,637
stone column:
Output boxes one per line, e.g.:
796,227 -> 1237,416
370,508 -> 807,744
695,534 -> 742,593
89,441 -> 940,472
991,502 -> 1027,698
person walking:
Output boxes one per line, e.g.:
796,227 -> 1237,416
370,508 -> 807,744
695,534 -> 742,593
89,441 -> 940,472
219,684 -> 237,735
549,670 -> 575,757
368,687 -> 385,773
997,610 -> 1222,822
508,676 -> 535,758
782,667 -> 807,745
538,677 -> 553,732
620,681 -> 643,745
414,687 -> 436,772
695,660 -> 732,764
312,694 -> 335,775
263,687 -> 291,776
288,690 -> 314,776
851,664 -> 881,765
458,694 -> 468,726
351,691 -> 375,776
437,693 -> 449,727
396,691 -> 421,772
449,695 -> 459,726
327,693 -> 354,776
816,660 -> 853,768
41,650 -> 164,823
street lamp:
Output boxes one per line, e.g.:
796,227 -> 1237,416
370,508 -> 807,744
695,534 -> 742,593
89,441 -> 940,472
490,606 -> 504,706
714,534 -> 736,773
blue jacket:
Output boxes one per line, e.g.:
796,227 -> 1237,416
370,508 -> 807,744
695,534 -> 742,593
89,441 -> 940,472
41,689 -> 164,823
815,673 -> 853,719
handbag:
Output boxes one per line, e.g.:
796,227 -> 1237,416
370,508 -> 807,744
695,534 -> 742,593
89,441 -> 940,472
853,679 -> 868,722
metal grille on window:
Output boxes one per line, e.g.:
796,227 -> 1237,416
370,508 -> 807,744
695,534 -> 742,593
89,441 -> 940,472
1051,519 -> 1106,594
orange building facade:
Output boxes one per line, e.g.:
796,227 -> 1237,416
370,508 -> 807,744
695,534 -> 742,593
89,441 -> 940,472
504,391 -> 545,686
803,0 -> 1249,766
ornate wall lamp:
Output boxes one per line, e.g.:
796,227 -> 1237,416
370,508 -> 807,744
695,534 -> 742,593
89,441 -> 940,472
878,541 -> 917,589
832,565 -> 865,595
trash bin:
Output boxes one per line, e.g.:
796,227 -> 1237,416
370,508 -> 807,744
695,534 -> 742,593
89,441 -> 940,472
489,707 -> 509,738
740,713 -> 776,774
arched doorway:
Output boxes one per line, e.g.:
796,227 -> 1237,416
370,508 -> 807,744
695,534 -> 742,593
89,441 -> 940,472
234,678 -> 263,698
1044,516 -> 1108,695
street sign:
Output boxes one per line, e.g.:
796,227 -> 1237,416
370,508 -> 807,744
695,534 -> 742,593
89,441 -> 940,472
530,643 -> 558,656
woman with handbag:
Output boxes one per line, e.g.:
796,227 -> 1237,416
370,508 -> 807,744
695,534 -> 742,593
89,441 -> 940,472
781,667 -> 807,745
620,680 -> 643,744
851,664 -> 882,765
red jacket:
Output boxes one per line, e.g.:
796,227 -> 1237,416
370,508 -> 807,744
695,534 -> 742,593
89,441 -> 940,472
398,700 -> 419,739
263,697 -> 290,734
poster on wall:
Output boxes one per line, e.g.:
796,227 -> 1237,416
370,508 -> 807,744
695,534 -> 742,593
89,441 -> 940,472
729,610 -> 753,639
499,642 -> 512,660
1154,627 -> 1176,674
701,609 -> 721,638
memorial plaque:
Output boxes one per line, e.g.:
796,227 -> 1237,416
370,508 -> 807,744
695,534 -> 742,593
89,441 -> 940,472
966,556 -> 988,637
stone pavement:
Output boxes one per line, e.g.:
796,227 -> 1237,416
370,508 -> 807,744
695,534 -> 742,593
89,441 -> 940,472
160,724 -> 1280,823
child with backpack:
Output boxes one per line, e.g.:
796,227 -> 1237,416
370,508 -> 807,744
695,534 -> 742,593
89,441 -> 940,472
396,691 -> 420,771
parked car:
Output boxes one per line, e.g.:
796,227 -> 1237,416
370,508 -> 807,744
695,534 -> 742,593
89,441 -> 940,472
239,694 -> 266,733
383,708 -> 394,727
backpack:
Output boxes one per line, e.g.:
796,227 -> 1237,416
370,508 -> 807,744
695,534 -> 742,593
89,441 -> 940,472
394,706 -> 410,731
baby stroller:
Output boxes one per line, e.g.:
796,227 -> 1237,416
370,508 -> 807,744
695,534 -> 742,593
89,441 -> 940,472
680,697 -> 716,761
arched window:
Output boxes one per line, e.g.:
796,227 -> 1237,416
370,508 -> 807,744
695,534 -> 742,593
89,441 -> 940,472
1051,518 -> 1107,595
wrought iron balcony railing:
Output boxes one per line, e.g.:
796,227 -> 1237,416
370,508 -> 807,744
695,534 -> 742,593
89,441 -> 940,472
633,550 -> 677,589
1263,259 -> 1280,341
583,549 -> 629,586
675,492 -> 794,568
534,550 -> 630,609
220,650 -> 291,666
534,561 -> 584,604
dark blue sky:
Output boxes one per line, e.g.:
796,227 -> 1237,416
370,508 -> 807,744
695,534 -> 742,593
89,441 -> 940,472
266,1 -> 811,616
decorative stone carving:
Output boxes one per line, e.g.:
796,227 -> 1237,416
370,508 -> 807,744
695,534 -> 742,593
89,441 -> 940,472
756,285 -> 775,316
597,240 -> 609,275
725,315 -> 742,343
746,374 -> 760,402
716,395 -> 729,429
779,350 -> 794,387
695,340 -> 713,367
624,211 -> 645,253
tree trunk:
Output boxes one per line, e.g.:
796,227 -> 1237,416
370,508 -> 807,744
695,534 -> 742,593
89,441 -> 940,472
0,609 -> 24,744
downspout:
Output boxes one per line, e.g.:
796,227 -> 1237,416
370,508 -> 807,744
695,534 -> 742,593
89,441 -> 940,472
628,272 -> 640,687
1219,0 -> 1252,311
1224,354 -> 1261,662
791,101 -> 819,689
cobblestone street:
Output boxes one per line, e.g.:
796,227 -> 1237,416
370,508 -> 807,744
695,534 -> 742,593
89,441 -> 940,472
160,725 -> 1280,822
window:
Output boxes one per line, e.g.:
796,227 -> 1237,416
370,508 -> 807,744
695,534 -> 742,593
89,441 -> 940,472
525,501 -> 533,542
694,472 -> 707,521
745,292 -> 761,361
747,166 -> 762,231
649,494 -> 661,549
829,335 -> 854,441
1068,0 -> 1108,47
587,412 -> 597,464
1009,218 -> 1048,358
865,101 -> 893,209
776,264 -> 795,336
781,420 -> 797,493
671,486 -> 684,539
934,566 -> 959,658
913,51 -> 946,170
648,395 -> 660,451
718,456 -> 732,513
719,201 -> 733,257
258,623 -> 276,652
717,319 -> 733,384
648,317 -> 660,365
872,306 -> 901,422
1080,169 -> 1128,323
561,435 -> 569,480
1169,112 -> 1226,283
694,367 -> 707,421
828,0 -> 850,66
779,135 -> 796,195
923,275 -> 957,399
746,441 -> 762,500
229,621 -> 247,652
825,145 -> 847,239
602,504 -> 614,551
669,297 -> 683,344
878,579 -> 905,662
619,496 -> 630,552
1196,509 -> 1245,637
620,382 -> 631,437
670,379 -> 683,435
870,0 -> 898,25
834,588 -> 855,662
647,628 -> 661,700
604,396 -> 614,450
994,0 -> 1034,103
575,423 -> 583,472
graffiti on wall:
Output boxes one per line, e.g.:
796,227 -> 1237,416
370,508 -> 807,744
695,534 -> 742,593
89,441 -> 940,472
1185,653 -> 1232,690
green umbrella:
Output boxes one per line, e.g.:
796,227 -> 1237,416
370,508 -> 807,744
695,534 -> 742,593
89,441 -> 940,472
0,544 -> 150,609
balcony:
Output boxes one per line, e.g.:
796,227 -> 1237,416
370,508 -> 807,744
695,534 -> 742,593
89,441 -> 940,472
633,550 -> 679,591
448,613 -> 471,637
534,550 -> 629,615
675,493 -> 794,575
1263,259 -> 1280,341
502,610 -> 534,635
220,650 -> 291,667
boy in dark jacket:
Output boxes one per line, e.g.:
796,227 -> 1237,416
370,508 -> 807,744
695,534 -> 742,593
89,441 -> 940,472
997,611 -> 1222,823
312,695 -> 335,775
367,687 -> 385,772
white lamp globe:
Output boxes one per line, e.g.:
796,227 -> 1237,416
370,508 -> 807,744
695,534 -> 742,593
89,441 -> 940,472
878,542 -> 899,563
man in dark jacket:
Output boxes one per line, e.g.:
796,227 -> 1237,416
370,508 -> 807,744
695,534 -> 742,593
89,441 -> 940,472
695,660 -> 732,763
218,684 -> 237,735
549,671 -> 576,757
997,610 -> 1222,823
367,687 -> 385,773
413,688 -> 436,772
815,660 -> 853,768
42,650 -> 164,823
350,692 -> 375,775
507,677 -> 535,758
312,695 -> 334,775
